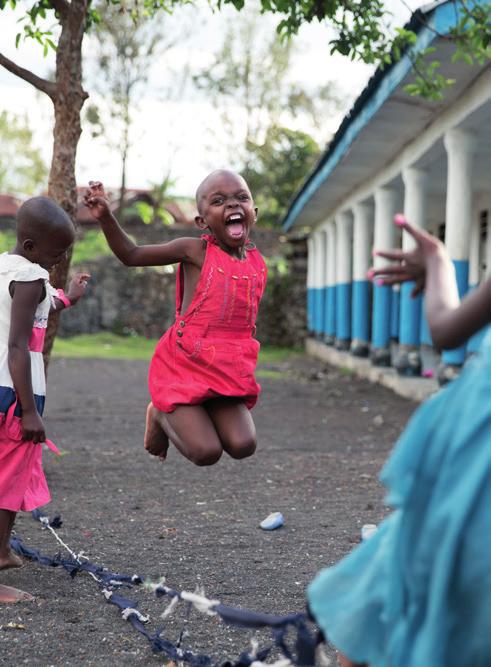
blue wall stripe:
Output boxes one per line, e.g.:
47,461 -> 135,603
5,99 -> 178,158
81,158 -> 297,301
352,280 -> 370,342
420,296 -> 432,346
336,283 -> 351,341
327,285 -> 337,336
307,288 -> 314,332
391,288 -> 400,340
442,260 -> 469,365
399,282 -> 422,346
314,288 -> 325,334
372,284 -> 392,349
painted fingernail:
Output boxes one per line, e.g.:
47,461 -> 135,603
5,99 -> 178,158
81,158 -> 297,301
394,213 -> 406,226
367,269 -> 374,279
376,279 -> 384,286
371,249 -> 378,257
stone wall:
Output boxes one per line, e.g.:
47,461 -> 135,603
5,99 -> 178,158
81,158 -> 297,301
59,225 -> 307,347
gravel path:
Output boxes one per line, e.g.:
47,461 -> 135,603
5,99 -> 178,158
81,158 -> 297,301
0,354 -> 416,666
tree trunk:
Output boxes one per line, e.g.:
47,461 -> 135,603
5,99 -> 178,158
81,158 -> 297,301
43,0 -> 89,368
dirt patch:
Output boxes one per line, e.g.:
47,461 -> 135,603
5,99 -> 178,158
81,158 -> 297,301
0,354 -> 416,666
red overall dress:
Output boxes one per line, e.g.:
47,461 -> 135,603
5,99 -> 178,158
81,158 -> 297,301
148,234 -> 267,413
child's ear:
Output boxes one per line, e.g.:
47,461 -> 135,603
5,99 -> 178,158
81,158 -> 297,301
22,239 -> 35,253
253,207 -> 258,224
194,215 -> 208,230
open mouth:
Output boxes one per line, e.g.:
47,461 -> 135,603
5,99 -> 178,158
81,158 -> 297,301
225,213 -> 245,238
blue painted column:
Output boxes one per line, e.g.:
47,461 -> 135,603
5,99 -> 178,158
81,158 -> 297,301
351,202 -> 372,357
441,128 -> 476,375
320,229 -> 330,340
306,236 -> 315,335
396,166 -> 427,376
335,211 -> 352,351
324,222 -> 337,344
313,231 -> 326,338
371,186 -> 399,366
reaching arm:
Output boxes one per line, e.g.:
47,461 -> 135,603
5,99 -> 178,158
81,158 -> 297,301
50,272 -> 91,312
371,216 -> 491,350
8,280 -> 46,443
83,182 -> 203,268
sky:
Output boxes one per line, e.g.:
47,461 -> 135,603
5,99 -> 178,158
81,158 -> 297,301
0,0 -> 427,197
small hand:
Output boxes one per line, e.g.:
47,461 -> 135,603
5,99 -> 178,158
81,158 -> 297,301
368,214 -> 445,297
21,410 -> 46,444
83,181 -> 112,222
67,272 -> 91,304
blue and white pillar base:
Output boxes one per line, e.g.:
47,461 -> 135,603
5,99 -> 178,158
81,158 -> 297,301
306,237 -> 315,335
440,129 -> 476,374
396,167 -> 427,376
351,202 -> 372,357
371,187 -> 399,366
324,222 -> 337,344
335,212 -> 352,350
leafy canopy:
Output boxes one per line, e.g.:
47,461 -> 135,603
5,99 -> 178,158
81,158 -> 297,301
2,1 -> 491,99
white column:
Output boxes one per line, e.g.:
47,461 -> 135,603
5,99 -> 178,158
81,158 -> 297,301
352,203 -> 372,282
351,202 -> 372,354
325,221 -> 337,341
371,186 -> 399,364
442,127 -> 477,366
397,167 -> 428,374
307,235 -> 315,333
313,230 -> 326,335
444,128 -> 477,262
402,167 -> 427,248
335,211 -> 352,348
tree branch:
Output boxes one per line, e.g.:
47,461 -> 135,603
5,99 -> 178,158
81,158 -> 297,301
49,0 -> 70,15
0,52 -> 56,99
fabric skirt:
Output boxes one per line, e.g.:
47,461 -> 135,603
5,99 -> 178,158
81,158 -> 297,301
308,330 -> 491,667
0,402 -> 56,512
148,325 -> 261,413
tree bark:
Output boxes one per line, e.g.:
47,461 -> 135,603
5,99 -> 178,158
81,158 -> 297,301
43,0 -> 89,368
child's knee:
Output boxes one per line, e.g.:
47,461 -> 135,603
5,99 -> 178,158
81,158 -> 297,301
226,436 -> 256,459
189,444 -> 223,466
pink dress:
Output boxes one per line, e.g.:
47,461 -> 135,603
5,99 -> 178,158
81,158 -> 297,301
149,235 -> 267,413
0,254 -> 59,513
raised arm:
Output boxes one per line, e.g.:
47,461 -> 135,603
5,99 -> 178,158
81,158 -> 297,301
371,216 -> 491,350
84,182 -> 203,268
8,280 -> 46,443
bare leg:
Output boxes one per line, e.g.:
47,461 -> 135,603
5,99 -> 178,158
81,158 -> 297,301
0,510 -> 23,570
158,404 -> 224,466
205,398 -> 256,459
144,402 -> 169,460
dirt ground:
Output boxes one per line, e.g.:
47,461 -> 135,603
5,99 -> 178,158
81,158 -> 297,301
0,353 -> 416,666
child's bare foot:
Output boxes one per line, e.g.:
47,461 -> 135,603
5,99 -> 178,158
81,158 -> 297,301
0,551 -> 24,571
144,402 -> 169,460
0,584 -> 34,603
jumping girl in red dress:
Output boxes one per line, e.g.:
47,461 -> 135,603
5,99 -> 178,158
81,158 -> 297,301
84,170 -> 267,466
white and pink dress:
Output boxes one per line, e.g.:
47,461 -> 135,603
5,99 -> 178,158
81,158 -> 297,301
0,253 -> 58,513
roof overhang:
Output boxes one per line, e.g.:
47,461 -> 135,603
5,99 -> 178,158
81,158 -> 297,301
282,1 -> 490,231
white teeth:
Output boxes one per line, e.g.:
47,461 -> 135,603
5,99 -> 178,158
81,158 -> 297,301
228,214 -> 242,221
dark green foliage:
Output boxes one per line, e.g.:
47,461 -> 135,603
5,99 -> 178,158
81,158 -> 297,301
244,127 -> 321,228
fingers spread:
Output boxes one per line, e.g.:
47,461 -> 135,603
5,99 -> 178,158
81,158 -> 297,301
373,249 -> 405,262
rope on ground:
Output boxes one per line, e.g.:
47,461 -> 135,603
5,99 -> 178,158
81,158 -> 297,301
9,509 -> 320,667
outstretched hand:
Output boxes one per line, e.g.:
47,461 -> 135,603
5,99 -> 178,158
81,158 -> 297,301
67,272 -> 91,304
83,181 -> 112,222
369,214 -> 445,298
